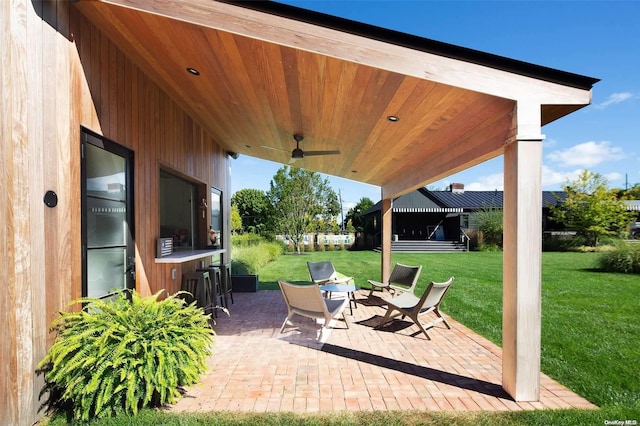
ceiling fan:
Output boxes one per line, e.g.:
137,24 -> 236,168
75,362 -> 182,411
262,134 -> 340,162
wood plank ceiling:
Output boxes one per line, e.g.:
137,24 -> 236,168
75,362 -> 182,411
74,0 -> 596,198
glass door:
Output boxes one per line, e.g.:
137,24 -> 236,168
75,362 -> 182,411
81,128 -> 135,298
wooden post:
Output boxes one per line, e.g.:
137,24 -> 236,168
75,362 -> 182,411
380,197 -> 392,283
502,102 -> 543,401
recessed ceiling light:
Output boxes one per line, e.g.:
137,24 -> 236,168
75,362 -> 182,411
351,170 -> 357,173
186,67 -> 200,76
387,115 -> 399,122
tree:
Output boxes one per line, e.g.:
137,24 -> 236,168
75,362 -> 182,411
549,170 -> 634,247
268,166 -> 339,254
231,189 -> 274,235
230,204 -> 242,233
622,183 -> 640,200
344,197 -> 374,231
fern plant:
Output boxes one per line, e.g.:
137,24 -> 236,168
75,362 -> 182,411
38,290 -> 213,421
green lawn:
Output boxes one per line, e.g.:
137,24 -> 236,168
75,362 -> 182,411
47,251 -> 640,425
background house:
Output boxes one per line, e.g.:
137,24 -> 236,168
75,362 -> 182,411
364,184 -> 640,251
363,184 -> 567,251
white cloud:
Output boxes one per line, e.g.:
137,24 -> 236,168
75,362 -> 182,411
546,141 -> 625,168
539,167 -> 625,189
604,172 -> 623,183
593,92 -> 634,109
465,172 -> 504,191
541,166 -> 584,188
342,201 -> 357,215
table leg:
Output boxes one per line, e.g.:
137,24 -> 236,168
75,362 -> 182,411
348,291 -> 358,315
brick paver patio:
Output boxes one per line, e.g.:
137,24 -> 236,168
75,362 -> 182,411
171,289 -> 596,413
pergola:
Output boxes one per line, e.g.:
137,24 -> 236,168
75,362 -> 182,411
76,0 -> 598,401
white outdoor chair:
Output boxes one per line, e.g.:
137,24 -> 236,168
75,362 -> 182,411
278,279 -> 349,340
377,276 -> 454,339
367,263 -> 422,297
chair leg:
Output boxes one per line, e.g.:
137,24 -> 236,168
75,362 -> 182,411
280,313 -> 294,333
376,308 -> 395,328
434,307 -> 451,329
412,315 -> 432,340
368,287 -> 376,298
225,264 -> 234,305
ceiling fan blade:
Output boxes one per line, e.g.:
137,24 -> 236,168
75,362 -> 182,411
260,145 -> 288,153
302,150 -> 341,156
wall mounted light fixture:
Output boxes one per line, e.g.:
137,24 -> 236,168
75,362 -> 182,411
44,190 -> 58,208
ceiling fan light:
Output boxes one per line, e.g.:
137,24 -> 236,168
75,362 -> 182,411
292,148 -> 304,158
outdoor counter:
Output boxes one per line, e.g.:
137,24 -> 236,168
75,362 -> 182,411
154,248 -> 225,264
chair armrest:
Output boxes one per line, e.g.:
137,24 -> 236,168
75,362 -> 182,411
389,283 -> 412,293
367,279 -> 389,288
331,276 -> 353,284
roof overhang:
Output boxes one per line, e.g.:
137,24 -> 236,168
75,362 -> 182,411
74,0 -> 598,198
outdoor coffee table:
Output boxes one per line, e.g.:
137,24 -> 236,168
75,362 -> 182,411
319,283 -> 359,315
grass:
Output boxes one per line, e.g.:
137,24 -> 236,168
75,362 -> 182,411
43,406 -> 640,425
46,251 -> 640,424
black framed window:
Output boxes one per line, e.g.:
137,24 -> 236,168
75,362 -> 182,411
210,187 -> 222,247
159,170 -> 199,251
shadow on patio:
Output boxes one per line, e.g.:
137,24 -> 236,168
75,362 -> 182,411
171,290 -> 596,413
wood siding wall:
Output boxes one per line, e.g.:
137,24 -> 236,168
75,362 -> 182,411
1,2 -> 231,424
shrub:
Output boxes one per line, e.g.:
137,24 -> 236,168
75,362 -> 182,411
38,290 -> 213,421
474,207 -> 503,248
230,232 -> 265,248
477,243 -> 502,252
465,229 -> 481,250
231,241 -> 284,274
543,234 -> 584,252
598,242 -> 640,274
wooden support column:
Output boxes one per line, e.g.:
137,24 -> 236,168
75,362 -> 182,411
502,102 -> 543,401
380,197 -> 392,282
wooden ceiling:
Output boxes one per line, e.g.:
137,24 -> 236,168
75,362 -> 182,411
75,0 -> 597,198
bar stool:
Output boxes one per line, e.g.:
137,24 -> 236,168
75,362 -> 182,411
196,266 -> 222,316
211,263 -> 233,309
181,270 -> 214,317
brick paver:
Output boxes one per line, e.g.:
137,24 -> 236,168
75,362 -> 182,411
171,290 -> 597,413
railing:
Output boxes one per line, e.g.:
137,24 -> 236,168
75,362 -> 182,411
427,220 -> 444,240
460,229 -> 470,252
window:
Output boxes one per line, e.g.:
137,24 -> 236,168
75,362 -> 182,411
461,213 -> 470,229
210,187 -> 222,247
159,170 -> 199,251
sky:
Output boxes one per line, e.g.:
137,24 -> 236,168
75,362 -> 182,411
230,1 -> 640,216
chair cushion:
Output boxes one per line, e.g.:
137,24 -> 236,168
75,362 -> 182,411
383,291 -> 420,310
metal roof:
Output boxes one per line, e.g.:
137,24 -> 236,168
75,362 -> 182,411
365,189 -> 568,214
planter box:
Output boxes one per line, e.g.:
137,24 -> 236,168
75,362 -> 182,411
231,274 -> 259,292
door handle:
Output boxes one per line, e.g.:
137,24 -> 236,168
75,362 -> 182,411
127,256 -> 136,281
